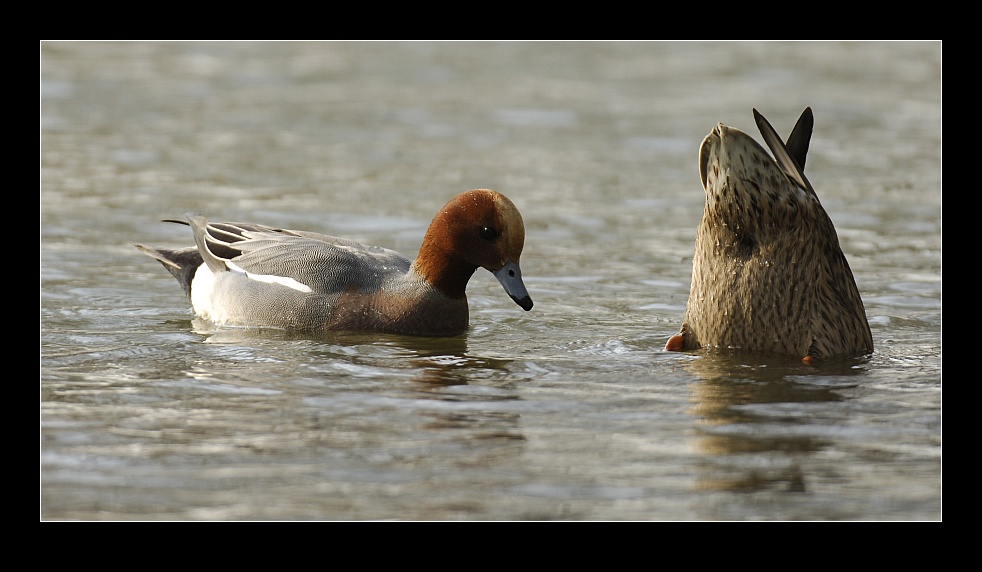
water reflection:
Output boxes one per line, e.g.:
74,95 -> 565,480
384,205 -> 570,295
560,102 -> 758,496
191,316 -> 519,388
684,351 -> 868,493
369,333 -> 518,387
40,41 -> 941,520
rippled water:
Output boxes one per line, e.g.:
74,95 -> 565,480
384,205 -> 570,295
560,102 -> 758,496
40,41 -> 941,520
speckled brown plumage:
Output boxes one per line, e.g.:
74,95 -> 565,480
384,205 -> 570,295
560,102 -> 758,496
667,108 -> 873,361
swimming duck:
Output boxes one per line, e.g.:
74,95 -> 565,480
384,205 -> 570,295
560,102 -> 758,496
665,108 -> 873,363
136,189 -> 533,336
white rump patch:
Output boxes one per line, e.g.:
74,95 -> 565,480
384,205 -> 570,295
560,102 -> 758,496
191,264 -> 218,320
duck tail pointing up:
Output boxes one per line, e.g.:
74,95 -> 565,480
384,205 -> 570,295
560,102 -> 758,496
134,243 -> 202,299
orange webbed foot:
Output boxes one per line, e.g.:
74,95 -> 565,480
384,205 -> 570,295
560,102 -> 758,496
665,334 -> 685,352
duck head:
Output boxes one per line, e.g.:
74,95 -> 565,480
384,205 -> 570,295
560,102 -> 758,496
415,189 -> 533,311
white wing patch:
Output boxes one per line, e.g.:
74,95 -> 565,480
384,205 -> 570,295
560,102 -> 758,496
225,260 -> 313,293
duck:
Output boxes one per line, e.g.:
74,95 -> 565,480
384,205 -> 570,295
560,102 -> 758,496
665,108 -> 873,363
135,189 -> 533,336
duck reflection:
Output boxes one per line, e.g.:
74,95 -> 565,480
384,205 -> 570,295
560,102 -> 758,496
350,332 -> 523,387
377,334 -> 525,440
193,319 -> 525,438
683,351 -> 868,493
193,320 -> 525,442
192,319 -> 513,386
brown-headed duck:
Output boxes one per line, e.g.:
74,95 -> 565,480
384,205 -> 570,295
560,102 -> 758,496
136,189 -> 533,336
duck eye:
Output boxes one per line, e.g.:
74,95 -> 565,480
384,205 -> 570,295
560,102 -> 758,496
479,225 -> 500,241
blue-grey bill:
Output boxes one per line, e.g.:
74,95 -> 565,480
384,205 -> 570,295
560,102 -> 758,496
493,262 -> 533,311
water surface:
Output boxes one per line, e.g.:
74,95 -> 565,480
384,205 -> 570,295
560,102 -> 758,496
41,41 -> 941,520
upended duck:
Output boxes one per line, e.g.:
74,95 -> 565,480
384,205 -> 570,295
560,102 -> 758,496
136,189 -> 533,336
665,108 -> 873,363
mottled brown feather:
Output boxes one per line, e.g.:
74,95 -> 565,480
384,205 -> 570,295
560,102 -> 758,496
669,108 -> 873,361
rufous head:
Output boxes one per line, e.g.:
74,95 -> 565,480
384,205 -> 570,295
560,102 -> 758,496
416,189 -> 532,311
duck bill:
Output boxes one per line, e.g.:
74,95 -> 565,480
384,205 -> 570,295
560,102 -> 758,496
492,261 -> 533,311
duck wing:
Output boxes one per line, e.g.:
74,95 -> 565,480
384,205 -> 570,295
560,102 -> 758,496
187,215 -> 412,295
